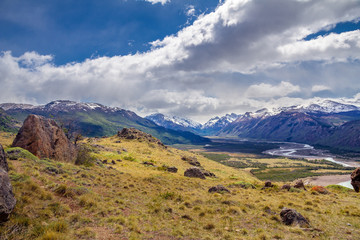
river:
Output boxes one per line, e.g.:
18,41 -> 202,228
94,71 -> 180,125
264,142 -> 359,188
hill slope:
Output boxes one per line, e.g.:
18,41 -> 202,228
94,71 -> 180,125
1,133 -> 360,239
0,108 -> 21,133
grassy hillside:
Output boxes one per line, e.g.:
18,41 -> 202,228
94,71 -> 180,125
0,108 -> 21,133
1,132 -> 360,240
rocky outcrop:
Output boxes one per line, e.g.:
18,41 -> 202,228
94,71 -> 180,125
12,115 -> 76,162
208,185 -> 230,193
181,156 -> 201,167
0,144 -> 16,223
167,167 -> 178,173
293,180 -> 306,190
118,128 -> 166,148
351,168 -> 360,193
311,186 -> 329,194
280,208 -> 310,227
281,184 -> 291,191
184,167 -> 206,179
0,144 -> 8,171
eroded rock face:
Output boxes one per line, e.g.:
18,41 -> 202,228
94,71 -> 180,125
184,167 -> 206,179
351,168 -> 360,193
0,144 -> 16,223
12,115 -> 76,162
0,144 -> 8,172
280,208 -> 310,227
351,168 -> 360,192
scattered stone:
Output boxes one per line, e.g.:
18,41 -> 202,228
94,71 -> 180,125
181,215 -> 193,221
102,160 -> 108,164
111,160 -> 116,165
351,168 -> 360,193
143,161 -> 155,166
181,156 -> 201,167
117,128 -> 166,148
122,148 -> 128,152
281,184 -> 291,191
116,159 -> 122,162
293,180 -> 306,190
12,115 -> 76,162
167,166 -> 178,173
184,167 -> 206,179
45,166 -> 63,175
208,185 -> 230,193
311,186 -> 329,194
0,144 -> 8,171
117,150 -> 122,154
262,180 -> 273,189
280,208 -> 310,227
115,140 -> 121,143
0,144 -> 16,223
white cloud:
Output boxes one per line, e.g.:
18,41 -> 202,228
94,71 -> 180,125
144,0 -> 170,5
1,0 -> 360,122
186,5 -> 195,17
312,85 -> 331,92
245,81 -> 301,99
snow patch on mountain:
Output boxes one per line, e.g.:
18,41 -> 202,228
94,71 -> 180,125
203,113 -> 240,129
146,113 -> 202,129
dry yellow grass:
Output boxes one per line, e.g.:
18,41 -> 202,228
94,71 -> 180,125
1,133 -> 360,240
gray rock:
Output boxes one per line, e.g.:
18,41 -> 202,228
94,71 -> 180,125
0,144 -> 8,172
208,185 -> 230,193
0,144 -> 16,223
280,208 -> 310,227
184,167 -> 206,179
167,167 -> 178,173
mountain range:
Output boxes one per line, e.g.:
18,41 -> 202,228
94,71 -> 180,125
0,100 -> 209,145
1,99 -> 360,153
148,100 -> 360,152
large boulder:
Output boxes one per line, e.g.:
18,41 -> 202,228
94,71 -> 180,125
184,167 -> 206,179
181,156 -> 201,167
351,168 -> 360,193
0,144 -> 16,223
12,115 -> 76,162
0,144 -> 8,171
280,208 -> 310,227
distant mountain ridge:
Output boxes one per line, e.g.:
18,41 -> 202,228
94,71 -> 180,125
0,100 -> 209,145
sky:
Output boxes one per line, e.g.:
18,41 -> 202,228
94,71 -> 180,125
0,0 -> 360,123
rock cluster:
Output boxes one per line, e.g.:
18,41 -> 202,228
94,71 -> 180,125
351,168 -> 360,193
12,115 -> 76,162
0,144 -> 16,223
117,128 -> 166,148
280,208 -> 310,227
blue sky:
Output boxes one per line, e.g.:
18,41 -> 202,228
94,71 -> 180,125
0,0 -> 220,65
1,0 -> 360,122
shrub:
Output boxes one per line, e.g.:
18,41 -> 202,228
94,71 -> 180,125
75,145 -> 96,166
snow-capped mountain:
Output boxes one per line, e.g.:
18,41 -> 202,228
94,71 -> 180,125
145,113 -> 202,133
0,100 -> 123,114
274,99 -> 360,114
203,113 -> 240,129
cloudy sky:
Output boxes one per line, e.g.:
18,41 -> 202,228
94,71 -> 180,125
1,0 -> 360,123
